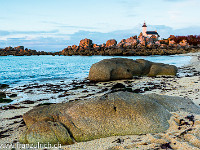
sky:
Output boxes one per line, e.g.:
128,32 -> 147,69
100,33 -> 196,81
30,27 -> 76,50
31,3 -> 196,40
0,0 -> 200,51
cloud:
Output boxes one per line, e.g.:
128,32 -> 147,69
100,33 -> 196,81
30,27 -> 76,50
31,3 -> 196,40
67,29 -> 137,46
116,0 -> 140,17
57,25 -> 97,30
41,21 -> 63,25
0,31 -> 10,36
0,29 -> 68,51
168,10 -> 181,20
13,30 -> 59,34
164,0 -> 188,2
127,14 -> 137,18
41,21 -> 98,30
0,36 -> 68,51
0,29 -> 59,37
0,17 -> 6,20
116,0 -> 139,7
174,26 -> 200,35
1,25 -> 200,52
66,25 -> 173,46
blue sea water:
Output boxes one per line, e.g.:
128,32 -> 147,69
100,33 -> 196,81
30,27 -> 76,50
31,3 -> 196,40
0,55 -> 191,87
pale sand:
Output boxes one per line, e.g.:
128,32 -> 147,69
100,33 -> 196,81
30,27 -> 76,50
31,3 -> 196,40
0,52 -> 199,150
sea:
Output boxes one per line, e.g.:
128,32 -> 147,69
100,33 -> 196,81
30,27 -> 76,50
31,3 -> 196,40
0,55 -> 191,87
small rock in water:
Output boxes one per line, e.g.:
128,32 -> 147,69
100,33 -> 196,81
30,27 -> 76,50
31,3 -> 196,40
0,92 -> 6,98
0,98 -> 13,103
0,105 -> 27,110
35,103 -> 54,107
0,84 -> 9,89
9,94 -> 17,98
21,100 -> 35,104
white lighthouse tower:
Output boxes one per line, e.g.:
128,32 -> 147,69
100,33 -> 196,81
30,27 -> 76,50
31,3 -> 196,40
142,21 -> 147,37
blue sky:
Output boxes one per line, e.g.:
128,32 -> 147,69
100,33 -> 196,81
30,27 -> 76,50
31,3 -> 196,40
0,0 -> 200,51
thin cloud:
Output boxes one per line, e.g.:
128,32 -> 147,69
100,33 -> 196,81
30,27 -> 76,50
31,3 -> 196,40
0,31 -> 10,36
0,29 -> 59,37
11,29 -> 59,35
164,0 -> 188,2
0,36 -> 68,51
168,10 -> 181,20
127,14 -> 137,18
57,25 -> 97,30
0,17 -> 4,19
115,0 -> 140,18
41,21 -> 98,30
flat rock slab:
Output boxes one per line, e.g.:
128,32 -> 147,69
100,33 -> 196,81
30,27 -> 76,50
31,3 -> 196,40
20,92 -> 200,145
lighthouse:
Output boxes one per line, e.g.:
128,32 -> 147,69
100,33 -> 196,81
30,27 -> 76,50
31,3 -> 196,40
142,22 -> 147,37
142,22 -> 159,39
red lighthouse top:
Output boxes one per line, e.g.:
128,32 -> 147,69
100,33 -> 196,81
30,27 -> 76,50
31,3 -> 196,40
142,22 -> 147,27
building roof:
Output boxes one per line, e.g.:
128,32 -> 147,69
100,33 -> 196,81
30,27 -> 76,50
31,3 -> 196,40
142,22 -> 147,27
146,31 -> 158,35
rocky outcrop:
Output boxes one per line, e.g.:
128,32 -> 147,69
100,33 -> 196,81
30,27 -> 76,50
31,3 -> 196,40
1,35 -> 200,56
117,36 -> 137,48
60,35 -> 200,56
79,38 -> 93,49
179,40 -> 189,47
88,58 -> 177,82
106,39 -> 117,47
0,46 -> 55,56
20,92 -> 200,145
14,46 -> 24,51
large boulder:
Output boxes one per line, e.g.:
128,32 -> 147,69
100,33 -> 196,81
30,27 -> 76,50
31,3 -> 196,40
20,92 -> 200,145
5,46 -> 13,51
71,45 -> 78,50
79,38 -> 93,49
148,63 -> 178,77
0,92 -> 6,98
14,46 -> 24,51
117,37 -> 137,48
0,84 -> 9,89
89,58 -> 142,81
88,58 -> 177,82
106,39 -> 117,47
19,121 -> 73,145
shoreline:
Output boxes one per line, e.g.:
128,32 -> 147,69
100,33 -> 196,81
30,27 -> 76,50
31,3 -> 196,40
0,52 -> 199,149
0,47 -> 200,56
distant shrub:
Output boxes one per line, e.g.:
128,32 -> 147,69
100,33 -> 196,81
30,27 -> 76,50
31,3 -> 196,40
170,35 -> 200,46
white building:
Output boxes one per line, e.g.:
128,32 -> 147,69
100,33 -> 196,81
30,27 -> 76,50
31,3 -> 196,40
142,22 -> 159,39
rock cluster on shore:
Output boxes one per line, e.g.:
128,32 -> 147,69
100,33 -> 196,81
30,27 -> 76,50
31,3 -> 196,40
1,35 -> 200,56
0,46 -> 59,56
89,58 -> 177,82
19,91 -> 200,145
61,35 -> 200,56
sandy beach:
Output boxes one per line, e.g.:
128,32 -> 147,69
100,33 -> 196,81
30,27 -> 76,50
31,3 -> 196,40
0,52 -> 200,150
